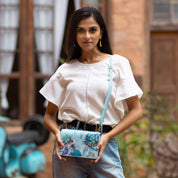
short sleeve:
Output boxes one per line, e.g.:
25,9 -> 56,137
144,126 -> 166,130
114,57 -> 143,106
39,72 -> 65,107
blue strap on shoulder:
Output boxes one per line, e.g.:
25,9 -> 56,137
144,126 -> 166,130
99,55 -> 112,129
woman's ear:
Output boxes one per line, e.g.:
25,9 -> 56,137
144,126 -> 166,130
100,29 -> 103,38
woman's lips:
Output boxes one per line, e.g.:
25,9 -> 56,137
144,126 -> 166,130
83,41 -> 92,45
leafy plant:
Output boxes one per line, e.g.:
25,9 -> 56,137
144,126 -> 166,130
118,92 -> 178,178
58,57 -> 65,66
143,92 -> 178,136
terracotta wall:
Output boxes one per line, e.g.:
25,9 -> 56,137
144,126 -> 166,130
111,0 -> 145,79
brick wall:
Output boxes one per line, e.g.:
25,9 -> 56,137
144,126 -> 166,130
111,0 -> 145,80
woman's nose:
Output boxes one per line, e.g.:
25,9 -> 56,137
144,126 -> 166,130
84,31 -> 90,39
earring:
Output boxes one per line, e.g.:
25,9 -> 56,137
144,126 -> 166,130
99,38 -> 102,47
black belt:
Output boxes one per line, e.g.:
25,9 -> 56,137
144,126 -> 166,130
63,120 -> 112,133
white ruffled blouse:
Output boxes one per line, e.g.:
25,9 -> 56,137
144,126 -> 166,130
39,54 -> 143,127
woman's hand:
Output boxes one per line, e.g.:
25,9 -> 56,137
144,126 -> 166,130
55,130 -> 67,161
55,130 -> 63,146
95,134 -> 110,163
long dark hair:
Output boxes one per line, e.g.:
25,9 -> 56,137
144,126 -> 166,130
64,7 -> 112,61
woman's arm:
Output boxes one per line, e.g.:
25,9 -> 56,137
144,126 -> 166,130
95,95 -> 142,163
44,102 -> 65,160
44,102 -> 59,136
107,95 -> 142,138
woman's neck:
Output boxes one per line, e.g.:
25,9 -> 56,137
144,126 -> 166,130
80,51 -> 108,64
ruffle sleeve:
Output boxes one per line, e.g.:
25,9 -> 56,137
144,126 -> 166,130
39,71 -> 65,107
114,56 -> 143,110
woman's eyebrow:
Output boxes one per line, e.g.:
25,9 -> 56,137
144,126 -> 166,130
76,26 -> 99,29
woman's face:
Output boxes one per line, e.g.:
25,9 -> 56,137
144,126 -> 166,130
76,16 -> 102,52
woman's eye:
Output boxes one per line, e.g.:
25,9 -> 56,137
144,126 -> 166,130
76,28 -> 84,33
90,28 -> 97,33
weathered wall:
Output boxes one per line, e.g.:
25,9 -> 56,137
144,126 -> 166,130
111,0 -> 145,78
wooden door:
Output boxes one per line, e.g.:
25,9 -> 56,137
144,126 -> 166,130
151,32 -> 178,114
150,32 -> 178,178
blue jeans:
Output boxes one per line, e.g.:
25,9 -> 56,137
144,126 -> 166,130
52,136 -> 125,178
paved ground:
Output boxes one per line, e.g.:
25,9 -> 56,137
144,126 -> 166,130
38,134 -> 54,178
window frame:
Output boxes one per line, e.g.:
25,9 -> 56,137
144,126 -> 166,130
0,0 -> 55,122
151,0 -> 178,27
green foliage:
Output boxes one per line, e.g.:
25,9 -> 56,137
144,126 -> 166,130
117,92 -> 178,178
142,92 -> 178,136
58,57 -> 65,66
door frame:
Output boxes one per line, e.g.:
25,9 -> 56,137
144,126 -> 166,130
19,0 -> 34,122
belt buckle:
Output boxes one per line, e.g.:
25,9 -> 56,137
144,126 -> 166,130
97,126 -> 101,132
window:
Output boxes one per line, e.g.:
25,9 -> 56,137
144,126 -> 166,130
0,0 -> 20,118
0,0 -> 55,120
33,0 -> 55,118
153,0 -> 178,23
0,0 -> 79,121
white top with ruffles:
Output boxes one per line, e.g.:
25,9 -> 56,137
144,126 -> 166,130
39,54 -> 143,127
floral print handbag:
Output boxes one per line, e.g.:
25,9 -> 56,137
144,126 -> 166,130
57,129 -> 100,159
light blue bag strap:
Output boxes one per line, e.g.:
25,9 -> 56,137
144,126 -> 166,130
99,55 -> 112,127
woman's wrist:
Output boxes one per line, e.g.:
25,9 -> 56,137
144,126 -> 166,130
104,132 -> 113,141
53,127 -> 61,136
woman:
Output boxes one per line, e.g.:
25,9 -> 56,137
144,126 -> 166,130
40,7 -> 143,178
